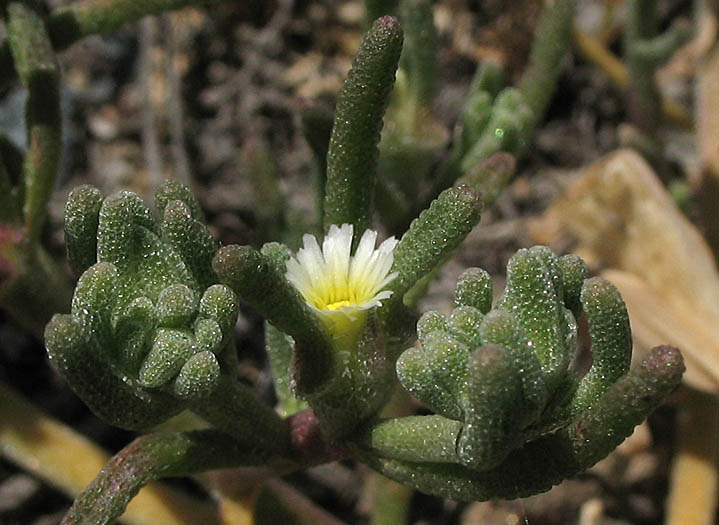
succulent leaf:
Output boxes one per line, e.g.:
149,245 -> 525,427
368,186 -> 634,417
382,247 -> 681,499
46,183 -> 238,429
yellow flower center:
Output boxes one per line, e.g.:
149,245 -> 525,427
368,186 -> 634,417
285,224 -> 399,339
326,299 -> 352,311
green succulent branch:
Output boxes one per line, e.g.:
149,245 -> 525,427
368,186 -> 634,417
0,2 -> 71,336
46,182 -> 288,451
347,247 -> 684,501
358,345 -> 683,501
61,429 -> 278,525
7,0 -> 61,245
624,0 -> 691,136
0,0 -> 219,94
36,9 -> 686,521
323,15 -> 403,237
517,0 -> 576,126
434,0 -> 576,198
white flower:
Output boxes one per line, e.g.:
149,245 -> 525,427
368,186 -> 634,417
285,224 -> 398,321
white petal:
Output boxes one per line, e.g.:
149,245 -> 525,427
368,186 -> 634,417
286,225 -> 397,319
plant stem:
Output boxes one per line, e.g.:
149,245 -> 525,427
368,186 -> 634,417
6,1 -> 62,245
189,376 -> 291,457
0,0 -> 218,95
62,429 -> 268,525
0,382 -> 217,525
323,15 -> 403,237
518,0 -> 576,125
624,0 -> 662,135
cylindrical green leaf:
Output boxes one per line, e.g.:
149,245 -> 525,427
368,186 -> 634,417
323,16 -> 403,235
454,267 -> 493,313
558,254 -> 587,315
359,415 -> 461,463
198,284 -> 238,337
571,277 -> 632,414
213,245 -> 333,394
478,309 -> 548,426
497,247 -> 569,390
96,191 -> 158,271
396,330 -> 471,420
446,306 -> 484,349
155,179 -> 204,221
162,199 -> 218,289
173,350 -> 221,399
388,185 -> 482,302
139,328 -> 197,388
71,262 -> 119,349
156,284 -> 198,328
64,185 -> 103,275
457,345 -> 523,471
45,314 -> 182,430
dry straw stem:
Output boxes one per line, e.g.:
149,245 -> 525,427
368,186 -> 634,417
665,388 -> 719,525
695,29 -> 719,178
0,382 -> 218,525
571,26 -> 692,128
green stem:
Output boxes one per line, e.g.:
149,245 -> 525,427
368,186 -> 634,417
61,429 -> 270,525
0,0 -> 217,95
517,0 -> 576,124
398,0 -> 437,117
49,0 -> 217,48
624,0 -> 661,135
323,16 -> 403,236
6,1 -> 62,245
189,376 -> 291,457
368,474 -> 413,525
266,322 -> 308,418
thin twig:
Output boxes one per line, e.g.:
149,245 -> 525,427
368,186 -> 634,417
139,17 -> 165,193
0,382 -> 218,525
164,13 -> 192,186
571,25 -> 692,128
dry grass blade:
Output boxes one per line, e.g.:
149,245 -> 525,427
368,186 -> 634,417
0,382 -> 218,525
665,388 -> 719,525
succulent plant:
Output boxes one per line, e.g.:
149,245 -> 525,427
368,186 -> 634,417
356,247 -> 684,500
45,182 -> 288,454
45,182 -> 238,428
0,2 -> 683,522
